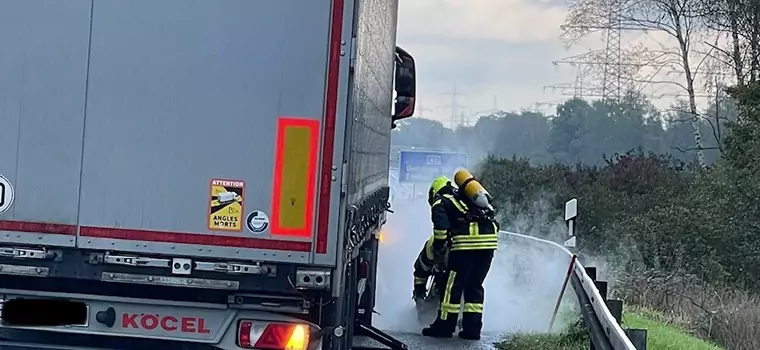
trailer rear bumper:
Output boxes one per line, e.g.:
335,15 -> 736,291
0,288 -> 321,350
0,338 -> 114,350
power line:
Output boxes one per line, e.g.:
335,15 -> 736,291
438,84 -> 466,128
416,99 -> 434,117
545,63 -> 599,98
554,92 -> 717,99
560,24 -> 658,31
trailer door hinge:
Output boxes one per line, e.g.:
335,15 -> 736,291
340,162 -> 348,195
98,253 -> 275,276
349,36 -> 357,68
195,261 -> 268,275
0,246 -> 53,260
103,254 -> 169,268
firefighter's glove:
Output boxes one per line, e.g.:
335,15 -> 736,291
433,248 -> 447,266
432,263 -> 446,274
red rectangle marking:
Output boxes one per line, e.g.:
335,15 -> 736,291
271,117 -> 319,239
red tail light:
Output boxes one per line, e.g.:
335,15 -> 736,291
238,321 -> 252,347
360,260 -> 369,277
237,321 -> 310,350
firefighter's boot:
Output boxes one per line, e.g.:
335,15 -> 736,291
422,320 -> 454,338
422,326 -> 453,338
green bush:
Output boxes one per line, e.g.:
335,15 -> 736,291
478,149 -> 760,291
477,78 -> 760,292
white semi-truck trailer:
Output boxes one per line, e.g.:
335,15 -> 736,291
0,1 -> 417,349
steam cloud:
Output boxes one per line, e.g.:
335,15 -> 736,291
373,188 -> 578,335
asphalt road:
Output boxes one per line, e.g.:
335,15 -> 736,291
354,331 -> 500,349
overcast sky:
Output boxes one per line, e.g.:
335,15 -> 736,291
396,0 -> 719,128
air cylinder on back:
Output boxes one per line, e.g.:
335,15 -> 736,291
453,169 -> 494,211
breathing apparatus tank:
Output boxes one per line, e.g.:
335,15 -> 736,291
453,169 -> 494,212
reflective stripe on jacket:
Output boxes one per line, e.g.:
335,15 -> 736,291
431,193 -> 499,252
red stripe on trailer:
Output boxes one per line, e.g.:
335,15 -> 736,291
0,220 -> 311,252
316,0 -> 345,255
79,226 -> 312,252
0,220 -> 76,235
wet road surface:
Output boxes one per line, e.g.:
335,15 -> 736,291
354,331 -> 501,349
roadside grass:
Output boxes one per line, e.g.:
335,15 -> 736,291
495,308 -> 723,350
494,319 -> 587,350
494,332 -> 586,350
618,271 -> 760,349
623,307 -> 723,350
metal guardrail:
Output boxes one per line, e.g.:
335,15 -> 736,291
499,198 -> 646,350
501,231 -> 638,349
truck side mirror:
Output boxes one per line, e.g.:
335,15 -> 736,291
392,46 -> 416,128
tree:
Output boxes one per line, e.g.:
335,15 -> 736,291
478,111 -> 551,164
700,0 -> 760,86
663,100 -> 722,163
390,117 -> 456,149
547,94 -> 666,165
547,98 -> 602,164
563,0 -> 712,167
723,83 -> 760,169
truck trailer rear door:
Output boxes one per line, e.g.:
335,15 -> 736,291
0,0 -> 350,266
75,0 -> 346,265
0,1 -> 92,249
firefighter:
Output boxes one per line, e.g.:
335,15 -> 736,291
412,234 -> 437,300
421,174 -> 499,341
413,233 -> 449,301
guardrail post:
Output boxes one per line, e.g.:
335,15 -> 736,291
584,266 -> 598,350
588,273 -> 611,350
594,281 -> 608,300
606,299 -> 623,324
584,266 -> 597,281
625,328 -> 648,349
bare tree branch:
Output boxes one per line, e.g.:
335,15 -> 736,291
632,78 -> 690,90
671,146 -> 721,152
693,46 -> 717,76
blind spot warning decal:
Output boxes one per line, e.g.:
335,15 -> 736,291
208,179 -> 245,232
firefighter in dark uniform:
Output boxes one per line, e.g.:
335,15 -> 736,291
413,233 -> 449,301
412,234 -> 437,300
421,174 -> 499,341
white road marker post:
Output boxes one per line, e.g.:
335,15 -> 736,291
564,198 -> 578,251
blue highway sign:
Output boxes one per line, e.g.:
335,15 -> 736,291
398,150 -> 468,183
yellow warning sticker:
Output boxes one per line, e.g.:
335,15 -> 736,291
208,179 -> 245,231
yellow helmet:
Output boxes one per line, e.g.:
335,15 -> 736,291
428,176 -> 452,205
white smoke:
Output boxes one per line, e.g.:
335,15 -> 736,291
373,187 -> 578,335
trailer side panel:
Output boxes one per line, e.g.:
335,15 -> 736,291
0,0 -> 92,248
346,0 -> 398,205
